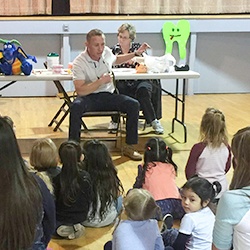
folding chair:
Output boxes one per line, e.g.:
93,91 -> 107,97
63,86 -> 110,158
79,73 -> 123,148
47,79 -> 79,132
44,61 -> 81,132
48,79 -> 122,136
80,110 -> 123,149
47,66 -> 123,149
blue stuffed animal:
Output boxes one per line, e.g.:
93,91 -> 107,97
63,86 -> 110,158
0,39 -> 37,75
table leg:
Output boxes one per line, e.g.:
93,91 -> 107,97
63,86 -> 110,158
0,81 -> 17,96
170,78 -> 187,143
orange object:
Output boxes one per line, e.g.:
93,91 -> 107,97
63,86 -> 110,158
11,58 -> 22,75
136,63 -> 147,73
47,240 -> 65,250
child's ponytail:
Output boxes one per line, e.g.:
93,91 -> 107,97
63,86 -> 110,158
211,181 -> 222,202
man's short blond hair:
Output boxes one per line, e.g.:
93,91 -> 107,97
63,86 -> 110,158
86,29 -> 105,42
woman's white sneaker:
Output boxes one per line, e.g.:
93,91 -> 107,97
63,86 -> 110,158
151,119 -> 164,134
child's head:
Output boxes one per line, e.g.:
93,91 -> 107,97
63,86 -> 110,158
83,139 -> 114,172
58,140 -> 85,206
230,126 -> 250,190
200,107 -> 228,147
30,138 -> 58,171
124,188 -> 160,221
83,139 -> 123,219
181,177 -> 221,213
144,137 -> 177,171
1,115 -> 14,128
59,140 -> 83,166
0,116 -> 24,171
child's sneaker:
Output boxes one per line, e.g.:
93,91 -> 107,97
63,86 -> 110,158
161,214 -> 173,233
57,223 -> 85,240
108,121 -> 118,134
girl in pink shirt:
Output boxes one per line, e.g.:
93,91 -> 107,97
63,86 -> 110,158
133,137 -> 185,219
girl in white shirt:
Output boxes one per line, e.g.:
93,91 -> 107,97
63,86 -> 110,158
162,176 -> 221,250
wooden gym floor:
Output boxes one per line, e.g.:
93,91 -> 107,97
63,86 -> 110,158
0,93 -> 249,249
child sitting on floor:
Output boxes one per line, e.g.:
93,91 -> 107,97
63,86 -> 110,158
53,140 -> 91,240
30,138 -> 61,194
82,139 -> 124,227
185,107 -> 231,201
133,137 -> 185,219
162,176 -> 221,250
104,188 -> 164,250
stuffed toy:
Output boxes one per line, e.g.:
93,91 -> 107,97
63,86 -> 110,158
135,62 -> 148,73
0,39 -> 37,75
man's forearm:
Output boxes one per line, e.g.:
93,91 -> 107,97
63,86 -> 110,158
74,79 -> 101,96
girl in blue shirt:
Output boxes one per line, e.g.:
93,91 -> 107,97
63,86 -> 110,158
104,188 -> 164,250
213,126 -> 250,250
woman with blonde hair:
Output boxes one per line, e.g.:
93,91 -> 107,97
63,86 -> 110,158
109,23 -> 164,135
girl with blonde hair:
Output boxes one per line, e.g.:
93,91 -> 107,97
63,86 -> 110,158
104,188 -> 164,250
30,138 -> 60,194
185,107 -> 231,200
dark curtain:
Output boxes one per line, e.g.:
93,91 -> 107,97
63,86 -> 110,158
52,0 -> 70,15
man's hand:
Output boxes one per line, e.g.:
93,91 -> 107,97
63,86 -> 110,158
99,72 -> 113,84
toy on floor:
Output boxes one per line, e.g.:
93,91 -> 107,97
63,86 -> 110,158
0,39 -> 37,75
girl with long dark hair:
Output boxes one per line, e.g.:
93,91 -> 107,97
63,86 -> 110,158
0,116 -> 55,249
82,139 -> 124,227
53,140 -> 91,239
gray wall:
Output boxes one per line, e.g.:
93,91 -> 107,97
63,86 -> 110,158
195,32 -> 250,93
0,18 -> 250,96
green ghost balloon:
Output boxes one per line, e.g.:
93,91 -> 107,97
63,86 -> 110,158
162,20 -> 190,59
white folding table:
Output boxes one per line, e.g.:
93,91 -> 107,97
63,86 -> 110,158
0,69 -> 200,142
113,69 -> 200,142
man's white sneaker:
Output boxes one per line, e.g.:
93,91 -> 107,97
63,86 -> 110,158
123,145 -> 142,161
151,119 -> 164,134
108,121 -> 118,134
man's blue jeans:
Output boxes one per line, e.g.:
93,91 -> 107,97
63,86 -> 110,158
69,92 -> 139,145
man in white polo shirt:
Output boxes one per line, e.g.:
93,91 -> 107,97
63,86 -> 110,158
69,29 -> 149,160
